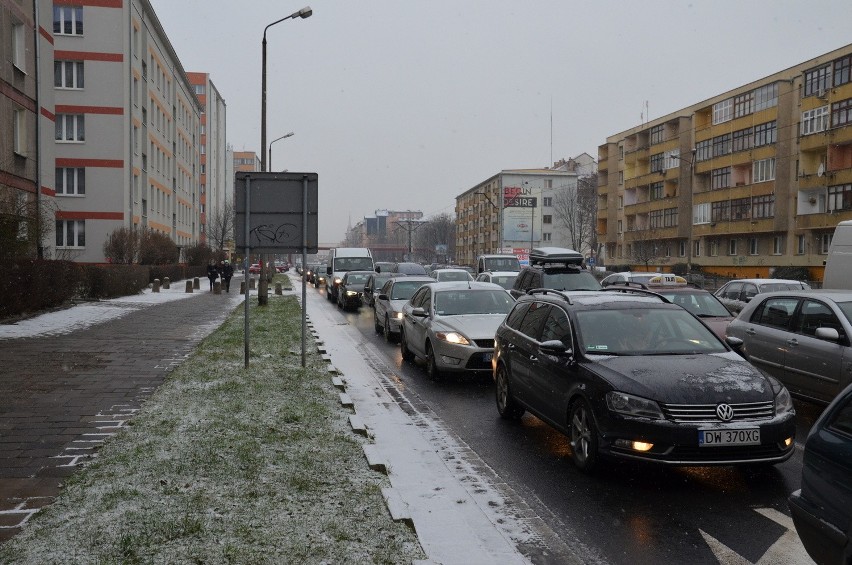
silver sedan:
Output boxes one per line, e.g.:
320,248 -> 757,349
399,282 -> 515,380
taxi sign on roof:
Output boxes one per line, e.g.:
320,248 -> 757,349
647,274 -> 687,286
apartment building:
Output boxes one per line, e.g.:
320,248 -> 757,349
48,0 -> 202,263
1,0 -> 52,260
598,43 -> 852,280
188,72 -> 227,244
455,168 -> 579,267
233,151 -> 260,173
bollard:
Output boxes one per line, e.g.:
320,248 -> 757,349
193,277 -> 200,290
240,281 -> 247,295
249,278 -> 256,290
185,280 -> 193,293
162,277 -> 170,289
152,279 -> 161,293
275,282 -> 283,295
214,280 -> 222,295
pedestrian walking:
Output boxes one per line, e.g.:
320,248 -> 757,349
206,260 -> 219,291
221,260 -> 234,292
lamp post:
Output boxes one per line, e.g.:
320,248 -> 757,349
268,131 -> 294,171
261,6 -> 311,173
673,151 -> 696,273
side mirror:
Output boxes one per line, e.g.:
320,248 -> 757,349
411,307 -> 427,318
540,339 -> 570,355
326,267 -> 332,276
375,266 -> 381,273
725,336 -> 744,350
377,294 -> 388,301
815,327 -> 840,341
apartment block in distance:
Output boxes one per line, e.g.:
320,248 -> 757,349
188,72 -> 226,244
51,0 -> 202,263
233,151 -> 260,173
598,43 -> 852,280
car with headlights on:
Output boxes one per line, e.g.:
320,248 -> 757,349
374,276 -> 435,342
399,281 -> 516,380
725,289 -> 852,404
788,381 -> 852,565
362,272 -> 393,308
336,270 -> 373,311
492,288 -> 796,472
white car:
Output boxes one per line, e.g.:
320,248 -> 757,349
429,268 -> 474,282
600,271 -> 663,287
475,270 -> 518,291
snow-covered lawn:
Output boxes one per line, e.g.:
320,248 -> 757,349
0,295 -> 424,563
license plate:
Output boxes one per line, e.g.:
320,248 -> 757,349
699,428 -> 760,447
483,352 -> 493,362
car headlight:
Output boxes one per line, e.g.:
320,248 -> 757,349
606,392 -> 664,419
346,290 -> 357,296
435,331 -> 470,346
775,386 -> 794,416
394,312 -> 404,319
334,278 -> 342,285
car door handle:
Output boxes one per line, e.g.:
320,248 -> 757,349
505,343 -> 515,350
745,328 -> 757,335
786,338 -> 799,347
529,355 -> 538,362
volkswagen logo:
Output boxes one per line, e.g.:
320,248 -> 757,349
716,403 -> 735,421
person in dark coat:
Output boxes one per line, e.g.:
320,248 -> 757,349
221,260 -> 234,292
207,260 -> 219,291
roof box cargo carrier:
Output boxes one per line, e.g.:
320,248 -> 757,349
529,247 -> 584,267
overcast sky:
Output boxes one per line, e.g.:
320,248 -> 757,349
150,0 -> 851,244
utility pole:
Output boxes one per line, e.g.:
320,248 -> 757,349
395,211 -> 425,261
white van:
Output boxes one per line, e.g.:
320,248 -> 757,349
476,254 -> 521,274
326,248 -> 374,302
823,220 -> 852,289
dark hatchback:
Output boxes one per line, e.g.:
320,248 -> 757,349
789,382 -> 852,565
493,289 -> 796,472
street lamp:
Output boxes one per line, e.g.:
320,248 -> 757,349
261,6 -> 311,173
268,131 -> 294,171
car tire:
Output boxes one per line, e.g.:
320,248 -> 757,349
327,288 -> 334,302
400,328 -> 414,362
374,309 -> 382,334
383,315 -> 395,343
426,342 -> 442,381
495,364 -> 525,420
569,398 -> 599,473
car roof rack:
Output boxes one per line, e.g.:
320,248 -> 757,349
601,286 -> 671,303
525,288 -> 576,304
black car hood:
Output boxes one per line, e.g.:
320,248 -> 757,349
586,351 -> 775,404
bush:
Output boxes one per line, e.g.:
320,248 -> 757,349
183,243 -> 216,267
0,259 -> 84,319
81,264 -> 149,300
138,230 -> 179,265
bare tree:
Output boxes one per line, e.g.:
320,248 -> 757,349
629,228 -> 662,270
0,186 -> 55,264
207,199 -> 235,253
552,176 -> 596,254
415,213 -> 456,262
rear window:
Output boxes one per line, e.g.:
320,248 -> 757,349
541,271 -> 601,291
486,257 -> 521,271
390,281 -> 427,300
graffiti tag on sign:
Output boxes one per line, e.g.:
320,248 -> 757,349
250,223 -> 299,246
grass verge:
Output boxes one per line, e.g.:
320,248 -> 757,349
0,293 -> 425,564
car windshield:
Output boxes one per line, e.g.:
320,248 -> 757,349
437,271 -> 471,281
335,257 -> 373,271
346,274 -> 369,284
486,258 -> 520,271
491,275 -> 517,289
390,281 -> 427,300
396,264 -> 427,275
657,291 -> 732,317
759,282 -> 808,292
576,307 -> 726,356
836,301 -> 852,325
434,290 -> 515,316
542,271 -> 602,291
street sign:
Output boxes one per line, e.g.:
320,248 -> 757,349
235,172 -> 318,253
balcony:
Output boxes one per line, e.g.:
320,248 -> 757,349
829,125 -> 852,146
799,131 -> 829,152
796,210 -> 852,230
798,174 -> 828,191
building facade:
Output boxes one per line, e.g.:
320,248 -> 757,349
455,167 -> 580,267
344,209 -> 425,261
598,43 -> 852,279
187,72 -> 226,245
233,151 -> 260,173
47,0 -> 203,263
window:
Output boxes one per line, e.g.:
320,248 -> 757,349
797,234 -> 806,255
649,208 -> 677,228
835,55 -> 852,87
731,197 -> 751,220
832,99 -> 852,127
53,6 -> 83,35
695,139 -> 711,162
133,78 -> 139,106
55,167 -> 86,195
200,124 -> 206,135
664,150 -> 680,170
200,164 -> 205,174
650,182 -> 664,200
753,121 -> 777,146
729,239 -> 738,255
617,219 -> 623,233
734,92 -> 753,118
194,84 -> 206,94
142,60 -> 147,81
752,194 -> 775,219
142,152 -> 147,171
754,83 -> 778,111
802,106 -> 829,135
712,201 -> 731,222
650,125 -> 664,144
650,153 -> 664,172
828,184 -> 852,212
13,109 -> 26,156
820,233 -> 833,254
133,126 -> 138,154
773,236 -> 783,255
54,61 -> 84,89
200,145 -> 206,155
753,158 -> 776,183
542,232 -> 552,241
693,240 -> 701,257
711,167 -> 731,190
749,237 -> 758,255
542,215 -> 552,224
541,307 -> 571,346
712,134 -> 731,157
693,203 -> 711,225
12,21 -> 26,70
804,65 -> 831,97
709,240 -> 719,256
542,196 -> 552,207
56,220 -> 85,247
733,127 -> 753,152
55,114 -> 84,142
679,240 -> 686,257
712,99 -> 733,124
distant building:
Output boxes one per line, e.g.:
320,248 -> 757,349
233,151 -> 260,173
346,209 -> 425,261
598,43 -> 852,279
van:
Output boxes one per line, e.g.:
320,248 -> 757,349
823,220 -> 852,289
476,254 -> 521,274
326,248 -> 374,302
